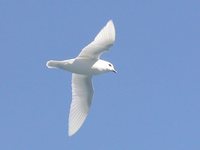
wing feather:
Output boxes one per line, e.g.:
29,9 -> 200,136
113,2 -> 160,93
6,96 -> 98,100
78,20 -> 115,59
68,74 -> 93,136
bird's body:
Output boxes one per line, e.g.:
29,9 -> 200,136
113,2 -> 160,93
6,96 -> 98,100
47,58 -> 114,75
46,20 -> 116,136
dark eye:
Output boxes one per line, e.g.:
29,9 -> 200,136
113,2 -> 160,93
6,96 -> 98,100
108,64 -> 112,67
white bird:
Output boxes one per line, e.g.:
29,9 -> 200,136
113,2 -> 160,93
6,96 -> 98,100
46,20 -> 116,136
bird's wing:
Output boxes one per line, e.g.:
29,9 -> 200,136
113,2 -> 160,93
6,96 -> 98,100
77,20 -> 115,59
68,74 -> 93,136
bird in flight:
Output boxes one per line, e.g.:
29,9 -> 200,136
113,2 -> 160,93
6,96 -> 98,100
46,20 -> 116,136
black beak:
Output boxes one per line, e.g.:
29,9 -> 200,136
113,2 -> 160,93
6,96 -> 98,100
113,69 -> 117,73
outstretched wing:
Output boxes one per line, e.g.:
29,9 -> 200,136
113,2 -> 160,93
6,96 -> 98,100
78,20 -> 115,59
68,74 -> 93,136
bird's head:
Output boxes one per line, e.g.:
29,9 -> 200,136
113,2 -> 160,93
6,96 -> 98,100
92,60 -> 117,74
106,62 -> 117,73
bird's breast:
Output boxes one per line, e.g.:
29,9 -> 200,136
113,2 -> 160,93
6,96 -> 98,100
64,59 -> 97,75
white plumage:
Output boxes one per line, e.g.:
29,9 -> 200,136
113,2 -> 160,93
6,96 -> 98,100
46,20 -> 116,136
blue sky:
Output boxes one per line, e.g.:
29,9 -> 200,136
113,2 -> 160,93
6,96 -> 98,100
1,0 -> 200,149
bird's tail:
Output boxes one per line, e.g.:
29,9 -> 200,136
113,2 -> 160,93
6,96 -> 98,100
46,60 -> 63,69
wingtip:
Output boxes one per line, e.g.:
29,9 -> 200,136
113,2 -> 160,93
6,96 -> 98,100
107,19 -> 114,26
68,131 -> 74,137
107,19 -> 115,42
68,126 -> 79,137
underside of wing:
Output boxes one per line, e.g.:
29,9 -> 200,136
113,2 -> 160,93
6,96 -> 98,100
68,74 -> 93,136
78,20 -> 115,59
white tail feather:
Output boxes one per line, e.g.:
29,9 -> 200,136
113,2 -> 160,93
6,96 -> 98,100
46,60 -> 61,68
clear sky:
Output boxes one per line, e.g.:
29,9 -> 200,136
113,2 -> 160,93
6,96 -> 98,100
1,0 -> 200,149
